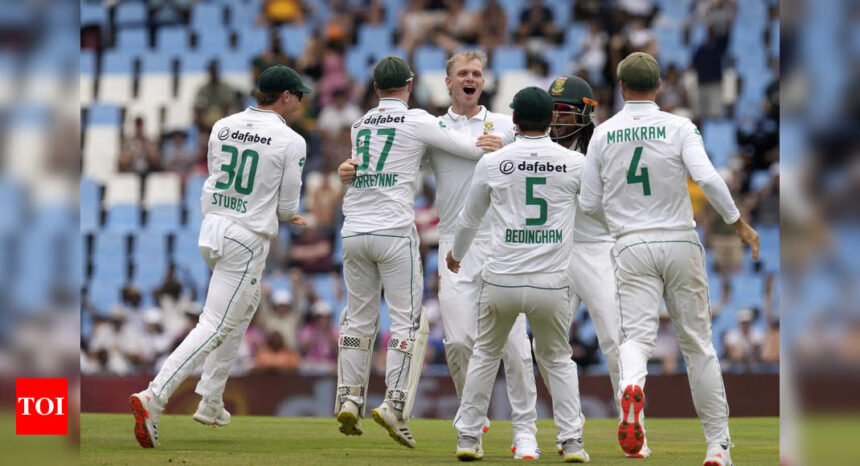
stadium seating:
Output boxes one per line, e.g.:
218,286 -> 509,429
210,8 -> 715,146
81,50 -> 96,106
115,1 -> 147,28
104,174 -> 142,234
414,46 -> 447,74
280,24 -> 311,58
144,173 -> 182,232
80,2 -> 108,28
116,28 -> 148,54
492,46 -> 526,76
701,119 -> 737,169
98,51 -> 134,104
83,104 -> 122,183
156,26 -> 190,53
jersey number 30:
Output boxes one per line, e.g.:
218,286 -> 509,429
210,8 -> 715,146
626,146 -> 651,196
355,128 -> 396,171
216,144 -> 259,195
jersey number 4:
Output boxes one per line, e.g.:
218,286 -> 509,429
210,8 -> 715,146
216,144 -> 259,195
626,146 -> 651,196
355,128 -> 396,171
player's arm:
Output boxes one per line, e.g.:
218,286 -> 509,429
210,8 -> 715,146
417,114 -> 485,160
277,138 -> 306,225
447,157 -> 492,272
681,121 -> 759,259
578,136 -> 604,215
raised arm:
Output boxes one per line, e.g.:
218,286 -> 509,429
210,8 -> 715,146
416,114 -> 485,160
578,136 -> 604,215
448,157 -> 492,270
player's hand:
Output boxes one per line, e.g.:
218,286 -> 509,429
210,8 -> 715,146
733,218 -> 759,261
338,159 -> 359,184
445,250 -> 461,273
476,132 -> 504,152
287,215 -> 307,226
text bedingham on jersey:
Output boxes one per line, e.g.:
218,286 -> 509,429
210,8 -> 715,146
201,107 -> 305,237
453,135 -> 585,275
580,101 -> 740,237
342,98 -> 485,233
427,106 -> 516,241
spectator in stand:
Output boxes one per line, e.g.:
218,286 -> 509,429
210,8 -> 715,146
193,60 -> 242,131
87,311 -> 134,375
252,32 -> 291,83
516,0 -> 560,53
653,307 -> 680,373
658,64 -> 690,114
289,227 -> 334,273
320,126 -> 352,173
118,117 -> 160,175
569,319 -> 600,370
580,19 -> 609,85
690,0 -> 737,36
299,300 -> 338,373
316,87 -> 362,137
723,308 -> 765,373
477,0 -> 508,52
263,0 -> 305,25
254,331 -> 302,371
263,289 -> 301,351
140,309 -> 172,371
433,0 -> 479,54
305,171 -> 342,233
706,170 -> 746,278
692,25 -> 729,119
761,318 -> 779,369
162,131 -> 197,175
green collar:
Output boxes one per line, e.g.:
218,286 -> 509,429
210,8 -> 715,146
248,106 -> 286,124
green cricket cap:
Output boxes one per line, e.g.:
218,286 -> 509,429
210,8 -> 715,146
257,65 -> 312,94
617,52 -> 660,91
373,56 -> 414,90
509,86 -> 554,121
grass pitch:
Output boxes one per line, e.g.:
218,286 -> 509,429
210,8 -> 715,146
81,414 -> 777,465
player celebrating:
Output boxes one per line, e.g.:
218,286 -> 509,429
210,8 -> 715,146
334,56 -> 498,448
547,76 -> 633,455
446,87 -> 590,463
129,65 -> 311,448
425,50 -> 540,458
579,52 -> 759,466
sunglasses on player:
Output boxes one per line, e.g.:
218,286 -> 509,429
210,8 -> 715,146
290,90 -> 304,102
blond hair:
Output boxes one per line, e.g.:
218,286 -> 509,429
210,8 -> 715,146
445,50 -> 488,76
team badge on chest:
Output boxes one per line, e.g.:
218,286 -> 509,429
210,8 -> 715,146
483,121 -> 494,132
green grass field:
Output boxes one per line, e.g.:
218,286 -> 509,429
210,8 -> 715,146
81,414 -> 777,465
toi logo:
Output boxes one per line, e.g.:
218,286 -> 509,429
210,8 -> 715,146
16,378 -> 68,435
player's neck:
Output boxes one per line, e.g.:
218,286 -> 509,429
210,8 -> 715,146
450,101 -> 482,119
519,130 -> 547,138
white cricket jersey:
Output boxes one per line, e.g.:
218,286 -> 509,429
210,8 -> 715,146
201,107 -> 305,238
580,101 -> 740,238
452,135 -> 585,275
574,196 -> 612,243
426,106 -> 516,241
342,98 -> 485,233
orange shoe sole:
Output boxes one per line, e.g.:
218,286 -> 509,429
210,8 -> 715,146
617,385 -> 645,456
129,396 -> 154,448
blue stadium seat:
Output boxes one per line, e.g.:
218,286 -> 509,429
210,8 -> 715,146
547,0 -> 572,28
81,50 -> 96,77
184,175 -> 206,224
304,0 -> 333,26
115,1 -> 147,27
87,277 -> 126,316
499,0 -> 526,33
106,204 -> 142,234
0,179 -> 24,235
541,46 -> 572,78
279,24 -> 311,58
414,46 -> 447,74
357,25 -> 393,50
563,24 -> 588,55
155,26 -> 189,52
220,51 -> 253,73
133,258 -> 169,291
146,204 -> 181,233
134,232 -> 168,263
195,27 -> 231,54
492,46 -> 526,75
141,51 -> 174,74
172,229 -> 201,266
465,0 -> 486,10
86,103 -> 123,127
33,205 -> 75,236
345,48 -> 373,83
191,3 -> 224,30
100,51 -> 134,76
116,28 -> 149,53
237,26 -> 269,56
701,119 -> 737,168
81,2 -> 108,27
228,2 -> 258,28
312,273 -> 336,308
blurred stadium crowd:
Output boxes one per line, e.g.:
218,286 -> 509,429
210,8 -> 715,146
79,0 -> 780,379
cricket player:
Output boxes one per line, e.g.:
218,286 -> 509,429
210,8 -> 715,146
548,76 -> 635,455
425,50 -> 539,458
334,56 -> 499,448
447,87 -> 590,463
579,52 -> 759,466
128,65 -> 311,448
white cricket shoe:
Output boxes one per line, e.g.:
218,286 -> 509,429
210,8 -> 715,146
512,434 -> 540,459
336,399 -> 363,436
703,442 -> 733,466
129,391 -> 160,448
193,398 -> 231,426
370,401 -> 415,448
561,438 -> 590,463
456,434 -> 484,461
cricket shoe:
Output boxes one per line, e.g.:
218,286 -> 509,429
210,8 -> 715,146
626,438 -> 651,458
193,398 -> 231,426
561,438 -> 590,463
618,384 -> 646,456
336,399 -> 363,436
370,401 -> 415,448
511,434 -> 540,459
129,391 -> 160,448
703,442 -> 733,466
456,434 -> 484,461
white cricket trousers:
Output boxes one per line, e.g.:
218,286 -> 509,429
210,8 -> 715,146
148,215 -> 268,406
568,240 -> 621,416
338,225 -> 423,409
612,228 -> 730,444
437,238 -> 537,437
454,270 -> 584,443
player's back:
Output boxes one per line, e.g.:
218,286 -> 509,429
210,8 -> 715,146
590,101 -> 697,237
342,98 -> 435,233
482,135 -> 583,275
202,107 -> 304,237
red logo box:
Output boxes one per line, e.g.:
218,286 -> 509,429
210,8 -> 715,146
16,378 -> 68,435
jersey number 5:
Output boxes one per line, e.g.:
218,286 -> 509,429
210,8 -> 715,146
355,128 -> 396,171
626,146 -> 651,196
216,144 -> 259,195
525,177 -> 548,226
